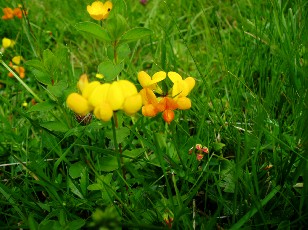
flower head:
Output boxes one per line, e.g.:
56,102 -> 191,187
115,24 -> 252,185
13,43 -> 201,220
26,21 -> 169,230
2,8 -> 14,20
138,71 -> 195,123
66,75 -> 142,122
87,1 -> 113,21
2,38 -> 15,49
2,7 -> 26,20
8,60 -> 25,79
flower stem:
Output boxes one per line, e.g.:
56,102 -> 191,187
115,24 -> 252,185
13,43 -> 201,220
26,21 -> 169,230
111,112 -> 128,196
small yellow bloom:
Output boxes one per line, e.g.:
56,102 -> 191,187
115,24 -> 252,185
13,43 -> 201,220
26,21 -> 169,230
123,94 -> 142,115
2,38 -> 15,48
95,73 -> 104,79
94,102 -> 113,121
22,101 -> 28,107
12,56 -> 23,65
87,1 -> 113,21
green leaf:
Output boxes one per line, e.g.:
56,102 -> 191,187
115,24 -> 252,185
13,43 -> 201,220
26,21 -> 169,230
99,156 -> 118,172
107,14 -> 127,41
28,101 -> 55,113
98,60 -> 124,81
40,121 -> 69,132
75,22 -> 111,42
119,27 -> 152,44
87,183 -> 103,191
66,219 -> 85,230
212,142 -> 226,151
69,161 -> 86,179
43,49 -> 57,73
47,80 -> 68,98
25,59 -> 47,73
30,68 -> 52,85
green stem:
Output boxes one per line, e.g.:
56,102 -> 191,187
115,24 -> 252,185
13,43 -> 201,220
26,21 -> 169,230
111,112 -> 127,197
1,60 -> 43,103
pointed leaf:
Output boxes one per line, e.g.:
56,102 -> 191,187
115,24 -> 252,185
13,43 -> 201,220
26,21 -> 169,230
119,27 -> 152,44
75,22 -> 111,42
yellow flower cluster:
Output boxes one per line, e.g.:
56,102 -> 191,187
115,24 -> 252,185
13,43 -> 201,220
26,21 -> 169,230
138,71 -> 195,123
66,74 -> 142,122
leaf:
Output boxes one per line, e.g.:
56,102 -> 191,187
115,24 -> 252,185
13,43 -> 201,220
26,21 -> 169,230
106,127 -> 130,144
87,183 -> 103,191
98,60 -> 124,81
66,219 -> 85,230
75,22 -> 111,42
119,27 -> 152,44
43,49 -> 57,73
69,161 -> 86,179
25,59 -> 47,73
47,80 -> 68,98
30,68 -> 52,85
99,156 -> 118,172
40,121 -> 69,132
28,101 -> 55,113
212,142 -> 226,151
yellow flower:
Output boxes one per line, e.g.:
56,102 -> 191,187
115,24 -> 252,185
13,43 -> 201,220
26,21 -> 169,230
12,56 -> 23,65
66,78 -> 142,122
95,73 -> 104,79
2,37 -> 15,48
138,71 -> 195,123
87,1 -> 113,21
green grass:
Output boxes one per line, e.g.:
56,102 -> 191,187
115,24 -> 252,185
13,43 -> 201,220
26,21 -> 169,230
0,0 -> 307,229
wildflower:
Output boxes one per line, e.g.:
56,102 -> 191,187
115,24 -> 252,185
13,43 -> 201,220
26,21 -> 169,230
13,8 -> 23,19
138,71 -> 195,123
189,144 -> 209,161
87,1 -> 113,21
2,8 -> 14,20
163,210 -> 174,229
12,56 -> 23,65
2,38 -> 15,49
95,73 -> 104,79
66,75 -> 142,122
22,101 -> 28,107
2,6 -> 26,20
8,61 -> 25,79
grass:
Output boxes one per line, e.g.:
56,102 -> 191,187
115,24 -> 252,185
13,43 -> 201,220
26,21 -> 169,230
0,0 -> 307,229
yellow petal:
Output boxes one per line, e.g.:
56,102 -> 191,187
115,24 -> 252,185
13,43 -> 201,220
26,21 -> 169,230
82,81 -> 100,99
107,81 -> 124,110
118,80 -> 138,98
138,71 -> 152,88
123,94 -> 142,115
152,71 -> 166,83
12,56 -> 23,65
66,93 -> 92,116
77,74 -> 89,93
139,88 -> 158,105
168,71 -> 182,83
184,77 -> 195,94
176,97 -> 191,110
94,102 -> 113,121
88,83 -> 110,107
